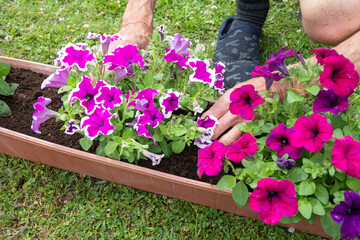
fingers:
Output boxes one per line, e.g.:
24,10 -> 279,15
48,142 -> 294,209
211,110 -> 239,140
202,88 -> 232,120
218,123 -> 243,146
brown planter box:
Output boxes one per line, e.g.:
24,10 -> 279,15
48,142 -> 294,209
0,56 -> 331,238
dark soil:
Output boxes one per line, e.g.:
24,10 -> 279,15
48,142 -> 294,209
0,67 -> 223,185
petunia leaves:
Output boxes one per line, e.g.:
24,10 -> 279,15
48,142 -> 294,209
232,180 -> 249,208
298,198 -> 312,219
298,179 -> 316,196
216,175 -> 236,190
320,212 -> 341,238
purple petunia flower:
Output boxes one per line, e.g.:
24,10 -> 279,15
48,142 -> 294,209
266,124 -> 303,159
276,158 -> 296,170
41,65 -> 71,89
225,133 -> 258,163
313,89 -> 351,114
251,65 -> 285,91
129,88 -> 158,112
156,25 -> 166,42
94,83 -> 123,110
80,108 -> 114,140
331,191 -> 360,239
194,115 -> 218,149
60,43 -> 96,71
331,135 -> 360,179
103,45 -> 145,83
69,76 -> 106,114
292,113 -> 333,152
214,62 -> 225,94
295,50 -> 306,66
159,90 -> 182,118
64,119 -> 80,135
165,33 -> 191,57
141,149 -> 164,166
88,32 -> 121,55
229,84 -> 262,120
138,105 -> 164,128
312,48 -> 339,65
188,59 -> 214,86
320,55 -> 359,97
31,97 -> 60,134
249,178 -> 298,225
197,140 -> 225,178
265,47 -> 294,76
134,121 -> 157,145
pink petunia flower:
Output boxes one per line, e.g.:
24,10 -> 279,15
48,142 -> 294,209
31,97 -> 60,134
129,88 -> 159,112
249,178 -> 298,225
331,135 -> 360,179
69,76 -> 106,114
320,55 -> 359,97
88,32 -> 121,55
266,124 -> 303,159
251,65 -> 285,91
197,140 -> 225,178
138,105 -> 164,128
188,59 -> 214,86
60,43 -> 96,71
159,90 -> 182,118
226,133 -> 258,163
164,33 -> 191,64
213,62 -> 225,94
41,65 -> 71,89
80,108 -> 115,140
292,113 -> 333,152
94,83 -> 123,110
194,115 -> 218,149
229,84 -> 262,120
312,48 -> 339,65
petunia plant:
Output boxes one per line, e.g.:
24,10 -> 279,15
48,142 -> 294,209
202,47 -> 360,239
32,28 -> 224,166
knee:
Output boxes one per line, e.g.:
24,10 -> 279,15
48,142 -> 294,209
300,0 -> 360,46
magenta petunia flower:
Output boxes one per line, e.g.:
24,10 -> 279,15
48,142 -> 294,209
229,84 -> 262,120
313,89 -> 351,114
69,76 -> 106,114
331,135 -> 360,179
41,65 -> 71,89
194,115 -> 218,149
188,59 -> 214,86
265,47 -> 294,76
80,108 -> 114,140
88,32 -> 121,55
129,88 -> 159,112
292,113 -> 333,152
331,191 -> 360,240
134,121 -> 156,145
141,149 -> 164,166
64,119 -> 80,135
320,55 -> 359,97
164,33 -> 191,59
226,133 -> 258,163
266,124 -> 303,159
249,178 -> 298,225
103,45 -> 144,83
159,90 -> 182,118
138,105 -> 164,128
60,43 -> 96,71
197,140 -> 225,178
214,62 -> 225,94
251,65 -> 285,91
312,48 -> 339,65
94,83 -> 123,110
31,97 -> 60,134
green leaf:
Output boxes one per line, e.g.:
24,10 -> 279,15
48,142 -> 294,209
305,84 -> 320,96
310,198 -> 325,216
346,177 -> 360,192
331,114 -> 347,130
280,213 -> 303,224
232,180 -> 249,208
216,175 -> 236,190
122,150 -> 134,163
143,70 -> 153,88
79,137 -> 93,151
0,79 -> 13,96
298,179 -> 316,196
0,100 -> 11,117
286,89 -> 305,103
104,141 -> 119,155
320,212 -> 341,238
171,140 -> 186,154
315,183 -> 329,204
298,198 -> 312,219
288,168 -> 309,183
0,62 -> 11,77
122,128 -> 133,139
332,128 -> 344,138
159,141 -> 171,157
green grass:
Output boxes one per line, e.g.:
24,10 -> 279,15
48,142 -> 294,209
0,0 -> 329,239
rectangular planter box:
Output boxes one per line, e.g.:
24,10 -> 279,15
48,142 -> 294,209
0,56 -> 330,238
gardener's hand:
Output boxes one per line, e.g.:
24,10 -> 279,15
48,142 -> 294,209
203,77 -> 288,146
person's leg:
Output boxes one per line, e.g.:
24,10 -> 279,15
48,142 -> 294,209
214,0 -> 269,90
300,0 -> 360,46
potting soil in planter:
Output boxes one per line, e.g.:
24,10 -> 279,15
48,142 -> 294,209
0,67 -> 223,184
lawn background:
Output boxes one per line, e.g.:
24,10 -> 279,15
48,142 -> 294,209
0,0 -> 330,239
